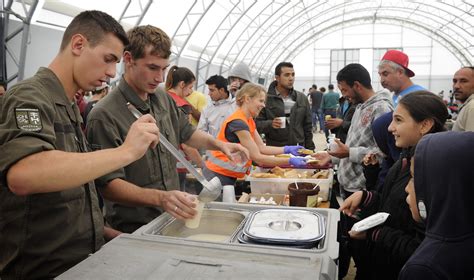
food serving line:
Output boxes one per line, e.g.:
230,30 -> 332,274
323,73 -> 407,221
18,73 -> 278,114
59,204 -> 339,280
60,169 -> 339,279
60,140 -> 340,279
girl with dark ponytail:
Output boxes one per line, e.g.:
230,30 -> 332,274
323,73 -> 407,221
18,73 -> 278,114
165,66 -> 202,191
165,65 -> 195,92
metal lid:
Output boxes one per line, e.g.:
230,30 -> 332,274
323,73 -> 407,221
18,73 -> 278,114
243,209 -> 325,243
237,231 -> 316,249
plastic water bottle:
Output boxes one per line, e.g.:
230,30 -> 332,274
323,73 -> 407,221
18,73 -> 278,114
327,134 -> 338,152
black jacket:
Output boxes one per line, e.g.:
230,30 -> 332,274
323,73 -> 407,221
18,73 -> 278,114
399,132 -> 474,280
335,100 -> 356,143
357,149 -> 424,280
256,81 -> 314,149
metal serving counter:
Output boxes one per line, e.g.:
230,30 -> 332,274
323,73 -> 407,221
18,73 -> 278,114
59,202 -> 339,280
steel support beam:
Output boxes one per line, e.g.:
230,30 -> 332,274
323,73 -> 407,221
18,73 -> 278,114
200,0 -> 257,86
247,1 -> 473,79
118,0 -> 153,28
1,0 -> 7,83
170,0 -> 215,65
195,0 -> 243,91
217,0 -> 290,77
4,0 -> 40,82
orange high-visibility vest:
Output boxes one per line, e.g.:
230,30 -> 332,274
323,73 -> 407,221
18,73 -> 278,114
205,108 -> 255,178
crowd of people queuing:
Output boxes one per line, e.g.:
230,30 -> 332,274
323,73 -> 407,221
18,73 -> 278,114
0,9 -> 473,280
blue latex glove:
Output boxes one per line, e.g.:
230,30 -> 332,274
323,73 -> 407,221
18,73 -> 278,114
284,145 -> 304,156
289,157 -> 308,168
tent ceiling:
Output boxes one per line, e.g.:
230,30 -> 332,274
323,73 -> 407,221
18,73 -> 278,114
5,0 -> 474,86
248,1 -> 473,77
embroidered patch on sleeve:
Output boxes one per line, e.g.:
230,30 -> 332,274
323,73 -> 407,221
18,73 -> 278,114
15,108 -> 43,132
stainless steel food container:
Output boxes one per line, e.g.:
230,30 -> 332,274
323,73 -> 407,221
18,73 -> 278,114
240,209 -> 325,248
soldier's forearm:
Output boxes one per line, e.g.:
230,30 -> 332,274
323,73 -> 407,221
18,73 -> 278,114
6,148 -> 136,195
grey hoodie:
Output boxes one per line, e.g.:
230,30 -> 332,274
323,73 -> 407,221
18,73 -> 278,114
337,89 -> 394,192
229,62 -> 252,82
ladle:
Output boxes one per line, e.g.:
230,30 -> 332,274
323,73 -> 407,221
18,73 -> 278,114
126,102 -> 222,202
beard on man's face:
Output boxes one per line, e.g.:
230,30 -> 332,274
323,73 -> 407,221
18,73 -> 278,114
454,90 -> 470,102
351,88 -> 363,104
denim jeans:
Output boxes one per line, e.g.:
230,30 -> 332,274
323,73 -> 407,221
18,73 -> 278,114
312,109 -> 324,131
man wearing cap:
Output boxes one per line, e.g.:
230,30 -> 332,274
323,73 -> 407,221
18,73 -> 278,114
370,50 -> 425,192
228,62 -> 252,96
378,49 -> 425,107
451,66 -> 474,132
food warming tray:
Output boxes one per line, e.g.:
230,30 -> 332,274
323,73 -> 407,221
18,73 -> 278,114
242,209 -> 325,245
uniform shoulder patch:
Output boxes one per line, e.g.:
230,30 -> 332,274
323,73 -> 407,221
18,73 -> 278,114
15,108 -> 43,132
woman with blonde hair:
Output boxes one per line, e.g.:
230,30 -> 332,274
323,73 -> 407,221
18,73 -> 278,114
203,83 -> 309,185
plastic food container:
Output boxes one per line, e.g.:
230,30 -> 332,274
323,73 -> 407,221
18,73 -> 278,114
246,167 -> 334,201
288,182 -> 320,207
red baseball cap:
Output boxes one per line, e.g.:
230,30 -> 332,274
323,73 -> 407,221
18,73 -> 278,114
381,50 -> 415,77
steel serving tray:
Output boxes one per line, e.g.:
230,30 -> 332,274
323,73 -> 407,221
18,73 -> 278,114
242,209 -> 325,244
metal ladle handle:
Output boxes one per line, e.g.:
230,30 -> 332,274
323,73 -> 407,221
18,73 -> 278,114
126,102 -> 213,189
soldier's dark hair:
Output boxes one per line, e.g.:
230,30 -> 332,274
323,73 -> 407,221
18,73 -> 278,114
60,10 -> 128,51
125,25 -> 171,59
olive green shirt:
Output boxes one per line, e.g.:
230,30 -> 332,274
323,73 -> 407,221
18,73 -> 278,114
0,67 -> 104,279
86,78 -> 195,233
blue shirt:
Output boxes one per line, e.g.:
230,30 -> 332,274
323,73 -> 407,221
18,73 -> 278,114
392,84 -> 425,107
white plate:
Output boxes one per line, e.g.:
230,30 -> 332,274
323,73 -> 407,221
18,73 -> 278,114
351,212 -> 390,232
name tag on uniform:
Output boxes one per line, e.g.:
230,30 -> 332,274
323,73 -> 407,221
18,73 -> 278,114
15,108 -> 42,132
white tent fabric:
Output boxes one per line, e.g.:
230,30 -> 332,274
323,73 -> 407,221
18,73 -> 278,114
3,0 -> 473,90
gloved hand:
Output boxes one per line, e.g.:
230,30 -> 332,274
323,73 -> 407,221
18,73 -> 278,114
289,156 -> 308,168
284,145 -> 304,156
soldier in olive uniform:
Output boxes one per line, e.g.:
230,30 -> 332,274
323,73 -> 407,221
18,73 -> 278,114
86,25 -> 249,233
0,11 -> 165,279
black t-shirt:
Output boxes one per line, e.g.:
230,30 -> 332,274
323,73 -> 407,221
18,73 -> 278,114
83,100 -> 99,126
224,119 -> 249,143
310,91 -> 323,110
179,104 -> 192,115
